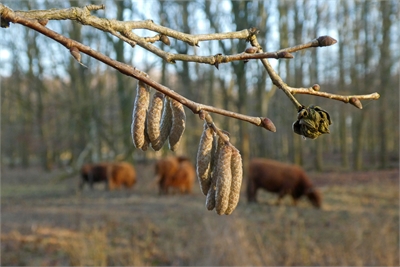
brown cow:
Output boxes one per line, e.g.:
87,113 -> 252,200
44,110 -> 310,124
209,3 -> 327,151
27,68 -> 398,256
108,162 -> 136,190
79,162 -> 136,191
247,158 -> 322,208
155,156 -> 195,194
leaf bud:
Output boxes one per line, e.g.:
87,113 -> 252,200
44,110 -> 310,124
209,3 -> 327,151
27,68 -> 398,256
312,84 -> 320,91
349,97 -> 363,109
160,34 -> 170,46
69,46 -> 81,62
277,51 -> 294,58
260,117 -> 276,132
317,36 -> 337,47
245,47 -> 258,54
38,19 -> 48,26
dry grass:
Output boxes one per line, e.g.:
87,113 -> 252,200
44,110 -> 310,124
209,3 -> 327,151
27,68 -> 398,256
1,165 -> 399,266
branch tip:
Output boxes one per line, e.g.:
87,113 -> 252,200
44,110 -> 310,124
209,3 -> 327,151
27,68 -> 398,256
260,117 -> 276,132
317,36 -> 337,47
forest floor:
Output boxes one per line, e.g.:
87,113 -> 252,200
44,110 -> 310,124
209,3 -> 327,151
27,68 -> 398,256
1,163 -> 399,266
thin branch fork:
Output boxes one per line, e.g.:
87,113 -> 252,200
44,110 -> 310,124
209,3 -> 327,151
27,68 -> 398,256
0,6 -> 276,132
248,35 -> 380,110
288,86 -> 380,109
0,4 -> 285,66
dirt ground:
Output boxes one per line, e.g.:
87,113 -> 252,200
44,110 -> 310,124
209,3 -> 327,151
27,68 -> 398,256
1,163 -> 399,266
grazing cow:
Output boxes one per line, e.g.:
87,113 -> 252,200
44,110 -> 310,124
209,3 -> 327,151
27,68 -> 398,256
108,162 -> 137,190
155,156 -> 195,194
247,158 -> 322,208
79,162 -> 136,191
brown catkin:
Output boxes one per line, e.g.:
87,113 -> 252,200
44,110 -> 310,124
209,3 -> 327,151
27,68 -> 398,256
215,144 -> 233,215
147,92 -> 165,150
205,180 -> 216,210
131,80 -> 150,150
168,98 -> 186,151
225,147 -> 243,215
196,123 -> 214,195
205,134 -> 223,211
158,97 -> 173,148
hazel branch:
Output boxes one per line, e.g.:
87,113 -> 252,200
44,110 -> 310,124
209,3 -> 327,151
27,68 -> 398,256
0,6 -> 276,133
248,35 -> 303,110
201,111 -> 230,145
248,33 -> 379,110
0,4 -> 288,66
277,35 -> 338,54
287,85 -> 380,109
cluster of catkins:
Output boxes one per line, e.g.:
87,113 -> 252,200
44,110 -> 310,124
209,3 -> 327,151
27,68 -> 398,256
196,123 -> 243,215
131,80 -> 243,215
131,80 -> 186,151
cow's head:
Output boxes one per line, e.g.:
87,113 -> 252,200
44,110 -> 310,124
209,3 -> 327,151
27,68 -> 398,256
306,187 -> 322,208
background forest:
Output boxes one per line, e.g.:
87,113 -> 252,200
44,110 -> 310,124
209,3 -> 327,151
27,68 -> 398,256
1,0 -> 399,172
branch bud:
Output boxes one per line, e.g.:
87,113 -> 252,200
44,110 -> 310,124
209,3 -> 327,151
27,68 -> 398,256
260,117 -> 276,132
312,84 -> 320,91
69,46 -> 81,62
277,51 -> 294,59
245,47 -> 258,54
160,34 -> 170,46
213,53 -> 223,69
317,36 -> 337,47
38,19 -> 48,26
349,97 -> 363,109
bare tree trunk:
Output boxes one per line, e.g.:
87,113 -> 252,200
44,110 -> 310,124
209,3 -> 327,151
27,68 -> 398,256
113,1 -> 134,152
337,0 -> 350,170
26,27 -> 51,170
378,0 -> 394,169
292,2 -> 304,166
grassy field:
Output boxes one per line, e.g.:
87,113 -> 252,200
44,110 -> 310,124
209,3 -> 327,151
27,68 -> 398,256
1,163 -> 399,266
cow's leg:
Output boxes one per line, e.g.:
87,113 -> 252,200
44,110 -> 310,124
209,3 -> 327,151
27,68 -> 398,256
78,179 -> 85,191
246,180 -> 258,202
275,191 -> 286,205
88,173 -> 94,190
104,178 -> 109,191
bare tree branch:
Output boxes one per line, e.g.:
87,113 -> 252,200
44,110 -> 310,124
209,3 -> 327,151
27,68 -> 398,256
0,2 -> 380,135
0,4 -> 276,132
0,4 -> 290,65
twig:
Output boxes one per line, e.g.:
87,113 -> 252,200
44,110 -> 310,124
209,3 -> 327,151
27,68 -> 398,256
249,35 -> 303,110
248,34 -> 379,110
201,111 -> 230,144
287,85 -> 380,109
0,4 -> 289,65
0,6 -> 276,132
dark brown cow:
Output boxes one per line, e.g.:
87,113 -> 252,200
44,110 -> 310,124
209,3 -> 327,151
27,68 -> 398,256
155,156 -> 195,194
247,158 -> 322,208
79,162 -> 136,191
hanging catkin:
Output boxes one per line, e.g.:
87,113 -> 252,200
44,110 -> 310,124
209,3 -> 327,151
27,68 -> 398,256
168,98 -> 186,151
224,147 -> 243,215
147,92 -> 165,150
215,144 -> 233,215
206,133 -> 228,211
131,80 -> 150,150
158,97 -> 173,149
196,123 -> 214,195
